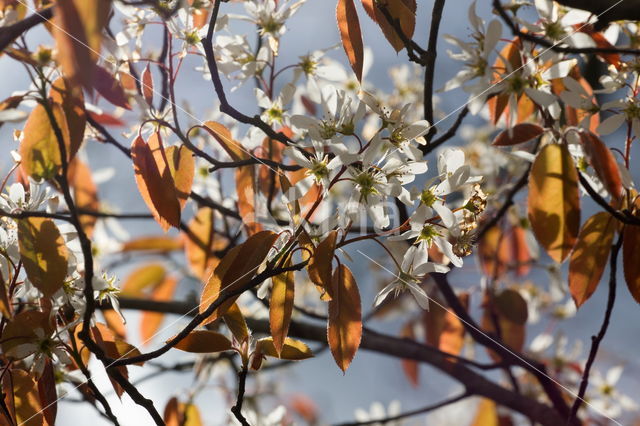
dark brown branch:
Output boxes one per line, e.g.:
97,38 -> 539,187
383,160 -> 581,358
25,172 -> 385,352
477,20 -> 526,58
334,392 -> 470,426
567,234 -> 623,423
109,260 -> 308,367
0,6 -> 53,53
422,106 -> 469,155
230,366 -> 250,426
376,5 -> 427,65
423,0 -> 445,143
578,173 -> 640,226
108,297 -> 566,425
432,273 -> 575,423
201,0 -> 295,147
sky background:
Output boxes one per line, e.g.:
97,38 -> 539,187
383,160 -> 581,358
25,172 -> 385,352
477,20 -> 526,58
1,0 -> 639,424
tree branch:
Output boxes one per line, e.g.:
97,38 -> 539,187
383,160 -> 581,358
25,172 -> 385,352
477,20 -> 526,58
567,234 -> 623,423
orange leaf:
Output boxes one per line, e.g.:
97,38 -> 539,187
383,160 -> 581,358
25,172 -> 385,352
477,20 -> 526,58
5,370 -> 43,426
140,276 -> 178,344
131,134 -> 181,231
173,330 -> 232,353
363,0 -> 416,53
270,254 -> 295,355
307,230 -> 338,300
202,121 -> 249,161
528,143 -> 580,263
482,290 -> 526,362
52,1 -> 94,92
49,77 -> 86,160
236,165 -> 263,235
68,159 -> 99,237
472,398 -> 499,426
337,0 -> 364,81
569,212 -> 616,307
141,63 -> 154,106
165,144 -> 194,211
120,263 -> 166,296
328,264 -> 362,372
102,309 -> 126,339
400,321 -> 419,387
121,236 -> 184,252
256,337 -> 314,360
425,293 -> 468,357
623,225 -> 640,304
18,218 -> 68,298
200,231 -> 280,324
579,132 -> 624,202
493,123 -> 544,146
20,102 -> 69,180
37,359 -> 57,425
183,207 -> 226,279
222,303 -> 249,344
93,64 -> 131,109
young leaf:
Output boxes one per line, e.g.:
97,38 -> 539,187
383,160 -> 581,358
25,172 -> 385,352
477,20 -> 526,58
328,264 -> 362,372
223,303 -> 250,344
68,159 -> 99,237
93,64 -> 131,109
362,0 -> 416,53
18,218 -> 69,298
172,330 -> 233,353
579,132 -> 624,201
202,121 -> 249,161
481,290 -> 526,362
140,276 -> 178,344
131,134 -> 181,231
337,0 -> 364,82
424,293 -> 468,357
307,230 -> 338,300
141,63 -> 154,106
528,143 -> 580,263
52,1 -> 94,92
236,165 -> 263,235
165,145 -> 195,211
492,123 -> 544,146
200,231 -> 280,324
20,103 -> 69,180
569,212 -> 616,307
38,359 -> 58,425
184,207 -> 226,279
121,263 -> 166,296
400,321 -> 419,387
121,236 -> 184,253
270,254 -> 295,355
256,337 -> 314,360
623,225 -> 640,304
49,77 -> 86,160
7,370 -> 43,426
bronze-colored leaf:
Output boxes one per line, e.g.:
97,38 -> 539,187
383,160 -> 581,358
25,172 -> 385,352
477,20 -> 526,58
131,134 -> 181,231
337,0 -> 364,81
141,63 -> 154,106
308,230 -> 338,300
623,225 -> 640,304
140,276 -> 178,344
528,143 -> 580,263
579,132 -> 624,202
121,236 -> 184,252
222,302 -> 249,344
173,330 -> 233,353
328,264 -> 362,372
256,337 -> 314,360
68,159 -> 99,237
49,77 -> 86,160
493,123 -> 544,146
165,145 -> 194,211
569,212 -> 616,307
200,231 -> 280,324
18,218 -> 68,298
120,263 -> 166,296
270,254 -> 294,355
202,121 -> 249,161
184,207 -> 225,279
20,103 -> 69,180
